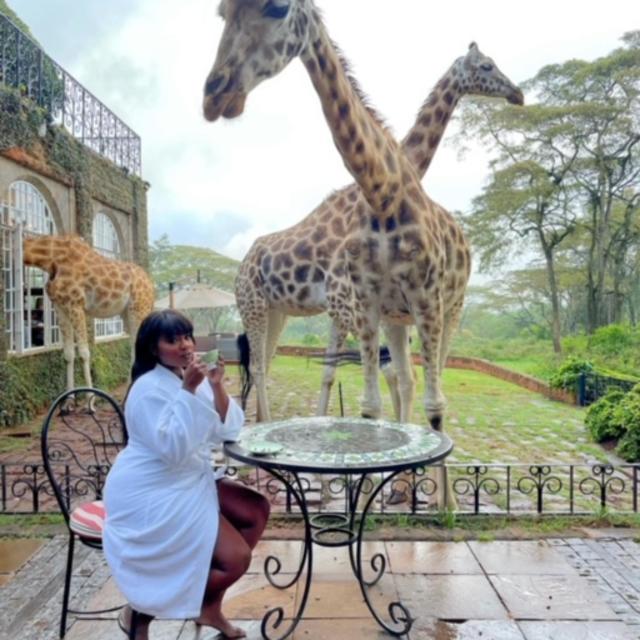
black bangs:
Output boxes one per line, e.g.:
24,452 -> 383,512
150,309 -> 194,342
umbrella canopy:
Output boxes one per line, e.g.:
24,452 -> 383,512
155,283 -> 236,310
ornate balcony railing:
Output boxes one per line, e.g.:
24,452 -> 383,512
0,12 -> 141,176
2,461 -> 639,517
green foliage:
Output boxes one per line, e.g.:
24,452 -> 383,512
585,389 -> 627,442
589,324 -> 637,357
0,1 -> 35,38
301,333 -> 321,346
614,388 -> 640,462
91,339 -> 131,390
149,235 -> 239,295
0,340 -> 130,428
549,358 -> 595,390
0,352 -> 67,427
0,85 -> 48,151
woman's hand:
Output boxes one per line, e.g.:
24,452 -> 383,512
182,355 -> 208,394
207,356 -> 230,419
207,354 -> 226,387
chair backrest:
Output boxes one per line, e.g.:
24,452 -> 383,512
40,388 -> 127,523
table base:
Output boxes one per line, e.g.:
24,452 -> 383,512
260,469 -> 414,639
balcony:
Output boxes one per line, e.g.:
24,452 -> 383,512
0,12 -> 141,176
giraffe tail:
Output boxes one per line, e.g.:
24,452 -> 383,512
237,333 -> 252,410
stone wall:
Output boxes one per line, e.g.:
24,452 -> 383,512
274,345 -> 577,406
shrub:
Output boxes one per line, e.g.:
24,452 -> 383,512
589,324 -> 635,357
549,358 -> 595,391
585,389 -> 627,442
615,391 -> 640,462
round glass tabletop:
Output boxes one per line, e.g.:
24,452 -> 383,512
224,416 -> 453,473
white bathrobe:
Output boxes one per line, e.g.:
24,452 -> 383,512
103,364 -> 243,619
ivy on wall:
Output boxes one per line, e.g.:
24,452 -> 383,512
0,339 -> 131,427
0,84 -> 147,428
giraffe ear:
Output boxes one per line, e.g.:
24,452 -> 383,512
468,42 -> 478,52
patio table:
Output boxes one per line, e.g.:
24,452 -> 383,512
224,416 -> 453,639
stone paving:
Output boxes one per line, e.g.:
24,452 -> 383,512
2,533 -> 640,640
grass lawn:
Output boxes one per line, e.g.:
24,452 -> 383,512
261,355 -> 599,466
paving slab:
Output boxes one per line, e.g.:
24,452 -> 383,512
518,620 -> 638,639
410,619 -> 526,640
468,540 -> 578,575
291,618 -> 391,639
395,574 -> 509,620
490,574 -> 618,620
0,538 -> 44,574
296,573 -> 397,619
386,541 -> 482,575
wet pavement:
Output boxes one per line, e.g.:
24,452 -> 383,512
1,533 -> 640,639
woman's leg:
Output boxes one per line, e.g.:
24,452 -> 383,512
217,477 -> 271,549
118,605 -> 153,640
197,514 -> 251,638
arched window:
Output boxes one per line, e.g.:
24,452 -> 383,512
92,212 -> 124,338
1,181 -> 61,352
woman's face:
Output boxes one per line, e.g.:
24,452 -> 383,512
156,334 -> 195,371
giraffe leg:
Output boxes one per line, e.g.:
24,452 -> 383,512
242,309 -> 270,423
56,308 -> 76,392
316,319 -> 348,416
439,301 -> 463,375
412,294 -> 456,511
383,324 -> 415,505
68,306 -> 93,389
356,309 -> 382,420
384,324 -> 415,422
265,309 -> 287,375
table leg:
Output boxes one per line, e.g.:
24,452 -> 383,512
353,471 -> 414,636
260,470 -> 313,640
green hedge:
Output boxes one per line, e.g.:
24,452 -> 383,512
0,339 -> 130,428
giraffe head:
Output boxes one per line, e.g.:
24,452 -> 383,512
23,234 -> 57,272
203,0 -> 313,122
456,42 -> 524,105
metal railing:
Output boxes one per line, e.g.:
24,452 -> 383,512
577,372 -> 638,406
3,460 -> 639,517
0,13 -> 141,176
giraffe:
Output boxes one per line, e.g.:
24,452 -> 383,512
202,1 -> 524,508
23,234 -> 155,391
233,42 -> 523,422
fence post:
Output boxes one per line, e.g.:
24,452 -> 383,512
577,373 -> 587,406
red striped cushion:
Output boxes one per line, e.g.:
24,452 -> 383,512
69,500 -> 105,540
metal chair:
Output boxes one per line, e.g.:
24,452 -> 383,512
41,387 -> 128,638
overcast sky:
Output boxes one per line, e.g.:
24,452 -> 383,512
7,1 -> 635,269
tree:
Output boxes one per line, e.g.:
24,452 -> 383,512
456,31 -> 640,341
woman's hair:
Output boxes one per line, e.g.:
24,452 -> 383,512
130,309 -> 195,384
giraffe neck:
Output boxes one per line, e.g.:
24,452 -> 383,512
23,236 -> 58,273
401,60 -> 464,178
300,18 -> 403,216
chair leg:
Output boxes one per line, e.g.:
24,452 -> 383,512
60,533 -> 75,638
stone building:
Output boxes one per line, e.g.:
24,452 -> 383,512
0,11 -> 149,426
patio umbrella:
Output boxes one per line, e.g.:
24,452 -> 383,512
154,283 -> 236,310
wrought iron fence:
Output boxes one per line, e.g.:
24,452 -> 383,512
577,372 -> 638,406
3,460 -> 638,517
0,13 -> 141,175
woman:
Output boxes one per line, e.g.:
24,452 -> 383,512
103,309 -> 269,639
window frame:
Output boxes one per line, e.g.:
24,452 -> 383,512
2,181 -> 61,354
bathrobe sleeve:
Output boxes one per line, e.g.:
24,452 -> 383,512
127,387 -> 220,466
196,382 -> 244,444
